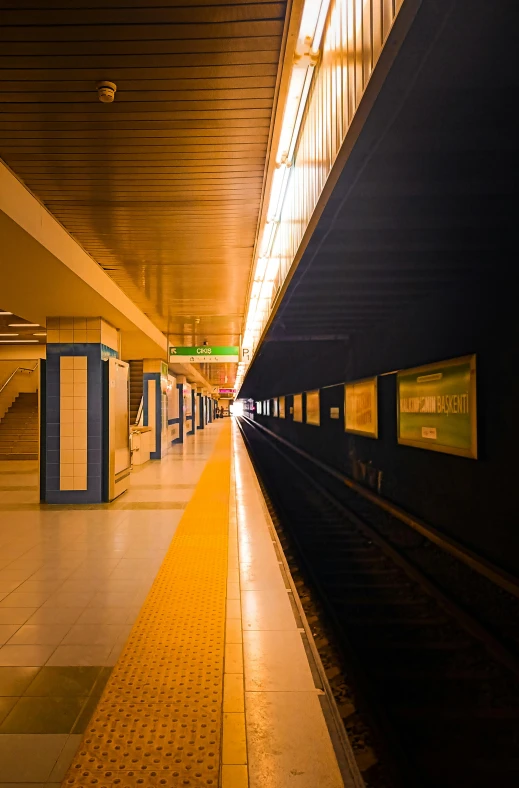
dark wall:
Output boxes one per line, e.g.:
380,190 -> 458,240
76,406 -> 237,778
251,278 -> 519,576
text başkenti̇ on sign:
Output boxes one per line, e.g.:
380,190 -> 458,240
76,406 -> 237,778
397,355 -> 477,458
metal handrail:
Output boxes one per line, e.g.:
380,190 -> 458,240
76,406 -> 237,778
135,395 -> 143,426
0,364 -> 38,397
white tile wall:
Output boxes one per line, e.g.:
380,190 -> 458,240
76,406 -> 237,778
47,317 -> 101,344
100,320 -> 119,352
60,357 -> 87,491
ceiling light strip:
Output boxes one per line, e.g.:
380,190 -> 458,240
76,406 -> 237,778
237,0 -> 332,391
236,0 -> 401,392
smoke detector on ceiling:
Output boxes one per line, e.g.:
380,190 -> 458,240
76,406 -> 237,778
96,80 -> 117,103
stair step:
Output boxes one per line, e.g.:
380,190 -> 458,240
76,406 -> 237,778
0,454 -> 38,460
0,392 -> 39,449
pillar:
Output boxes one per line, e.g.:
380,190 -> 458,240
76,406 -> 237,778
187,387 -> 196,436
197,386 -> 204,430
174,375 -> 185,444
165,373 -> 179,445
43,317 -> 119,504
143,359 -> 168,459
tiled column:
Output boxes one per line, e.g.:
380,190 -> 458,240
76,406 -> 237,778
143,360 -> 168,459
174,375 -> 185,444
207,396 -> 213,423
197,387 -> 204,430
44,317 -> 119,503
188,388 -> 196,436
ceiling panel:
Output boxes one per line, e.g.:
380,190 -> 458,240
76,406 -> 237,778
0,0 -> 288,384
0,309 -> 46,345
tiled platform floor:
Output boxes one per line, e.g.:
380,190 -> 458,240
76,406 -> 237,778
0,421 -> 353,787
231,423 -> 349,788
0,427 -> 221,785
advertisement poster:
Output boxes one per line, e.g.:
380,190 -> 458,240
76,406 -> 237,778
273,398 -> 279,417
397,355 -> 477,458
293,393 -> 303,422
306,390 -> 320,425
345,378 -> 378,438
279,396 -> 286,418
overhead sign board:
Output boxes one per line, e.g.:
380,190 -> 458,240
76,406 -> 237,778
169,346 -> 239,363
219,388 -> 235,395
345,377 -> 378,438
397,355 -> 477,458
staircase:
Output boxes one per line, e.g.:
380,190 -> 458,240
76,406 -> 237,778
128,360 -> 144,425
0,392 -> 39,460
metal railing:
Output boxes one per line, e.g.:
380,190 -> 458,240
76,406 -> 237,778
0,364 -> 38,397
135,396 -> 143,427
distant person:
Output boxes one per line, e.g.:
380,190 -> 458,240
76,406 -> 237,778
220,406 -> 224,418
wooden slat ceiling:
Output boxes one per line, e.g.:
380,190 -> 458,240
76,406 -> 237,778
0,0 -> 287,383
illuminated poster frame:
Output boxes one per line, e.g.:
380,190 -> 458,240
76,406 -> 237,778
279,396 -> 286,418
306,390 -> 320,426
293,393 -> 303,422
397,355 -> 477,458
345,377 -> 378,438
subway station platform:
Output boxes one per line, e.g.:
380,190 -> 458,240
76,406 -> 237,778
0,420 -> 354,788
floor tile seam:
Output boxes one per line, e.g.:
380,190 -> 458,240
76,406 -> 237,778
3,615 -> 79,650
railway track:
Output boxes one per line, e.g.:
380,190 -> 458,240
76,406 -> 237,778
239,417 -> 519,788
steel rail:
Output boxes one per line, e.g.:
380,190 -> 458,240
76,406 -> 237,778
240,415 -> 519,599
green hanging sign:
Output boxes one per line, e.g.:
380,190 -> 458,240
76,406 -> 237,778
169,346 -> 239,363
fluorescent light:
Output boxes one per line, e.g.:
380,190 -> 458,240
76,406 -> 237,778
33,332 -> 47,336
240,0 -> 333,387
0,311 -> 13,315
254,257 -> 268,280
267,167 -> 290,221
276,67 -> 308,164
299,0 -> 324,43
0,333 -> 19,336
8,323 -> 40,328
312,0 -> 332,51
259,220 -> 278,257
265,258 -> 280,281
0,339 -> 39,344
287,67 -> 314,161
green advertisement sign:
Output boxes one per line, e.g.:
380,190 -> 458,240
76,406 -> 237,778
169,345 -> 239,363
397,355 -> 477,458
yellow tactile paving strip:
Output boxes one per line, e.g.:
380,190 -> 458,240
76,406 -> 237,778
62,423 -> 232,788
